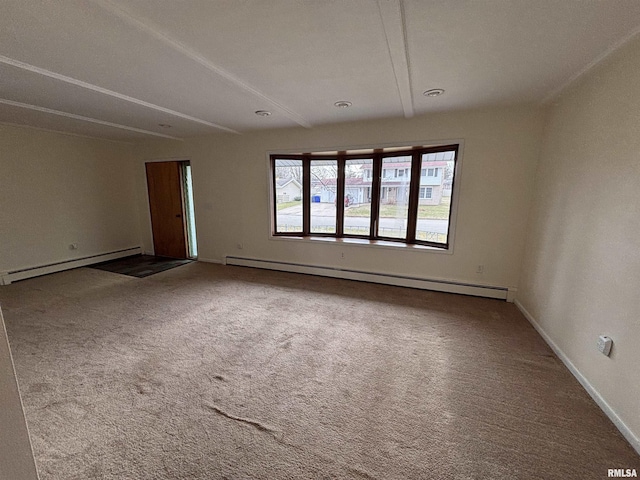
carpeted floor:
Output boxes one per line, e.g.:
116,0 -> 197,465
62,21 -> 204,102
0,263 -> 637,479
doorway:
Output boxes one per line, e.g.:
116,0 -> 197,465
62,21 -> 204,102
146,160 -> 197,259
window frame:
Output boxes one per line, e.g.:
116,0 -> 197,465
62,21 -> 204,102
271,144 -> 460,250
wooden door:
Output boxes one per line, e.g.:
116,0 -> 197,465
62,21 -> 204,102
146,161 -> 188,259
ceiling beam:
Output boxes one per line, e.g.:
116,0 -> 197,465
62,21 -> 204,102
0,121 -> 133,144
0,99 -> 182,140
377,0 -> 414,118
92,0 -> 313,129
0,55 -> 239,135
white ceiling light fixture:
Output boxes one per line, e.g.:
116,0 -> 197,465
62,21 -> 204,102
423,88 -> 445,97
334,101 -> 352,108
255,110 -> 272,117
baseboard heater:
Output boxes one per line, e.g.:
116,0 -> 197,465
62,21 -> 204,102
225,256 -> 512,301
1,247 -> 142,285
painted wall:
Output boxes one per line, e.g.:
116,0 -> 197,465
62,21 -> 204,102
518,34 -> 640,446
0,308 -> 39,480
133,106 -> 544,291
0,126 -> 141,274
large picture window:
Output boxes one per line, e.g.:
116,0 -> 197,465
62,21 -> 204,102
271,144 -> 459,249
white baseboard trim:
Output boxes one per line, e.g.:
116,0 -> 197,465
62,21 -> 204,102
514,299 -> 640,455
197,257 -> 223,265
225,256 -> 509,300
1,247 -> 142,285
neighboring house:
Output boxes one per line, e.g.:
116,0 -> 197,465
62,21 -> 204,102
275,177 -> 302,203
300,154 -> 452,206
442,178 -> 453,197
310,177 -> 369,204
417,162 -> 448,205
310,178 -> 336,203
304,158 -> 452,206
345,177 -> 369,204
361,160 -> 450,206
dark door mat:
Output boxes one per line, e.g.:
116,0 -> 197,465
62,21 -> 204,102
90,255 -> 193,278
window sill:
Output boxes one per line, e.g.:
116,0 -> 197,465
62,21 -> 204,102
269,235 -> 453,254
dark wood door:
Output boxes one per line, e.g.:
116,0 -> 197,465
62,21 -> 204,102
146,161 -> 188,259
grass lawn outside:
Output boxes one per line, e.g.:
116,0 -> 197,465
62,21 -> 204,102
277,200 -> 301,211
345,199 -> 451,219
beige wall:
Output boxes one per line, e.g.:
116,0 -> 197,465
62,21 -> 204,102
134,106 -> 544,290
518,35 -> 640,445
0,126 -> 141,274
0,308 -> 38,480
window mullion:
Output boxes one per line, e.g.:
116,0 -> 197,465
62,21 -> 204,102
271,156 -> 277,234
406,150 -> 422,243
302,155 -> 311,235
337,153 -> 345,237
370,151 -> 383,239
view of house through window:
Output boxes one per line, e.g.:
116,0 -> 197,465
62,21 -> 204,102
274,159 -> 303,233
344,158 -> 373,236
380,155 -> 411,239
418,150 -> 455,243
310,159 -> 337,234
272,145 -> 459,248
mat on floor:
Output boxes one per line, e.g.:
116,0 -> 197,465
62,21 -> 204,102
89,255 -> 193,278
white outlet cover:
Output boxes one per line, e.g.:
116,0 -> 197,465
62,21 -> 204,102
597,335 -> 613,356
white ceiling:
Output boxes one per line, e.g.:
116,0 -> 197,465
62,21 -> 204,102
1,0 -> 640,141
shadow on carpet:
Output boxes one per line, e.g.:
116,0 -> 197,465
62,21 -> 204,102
89,255 -> 193,278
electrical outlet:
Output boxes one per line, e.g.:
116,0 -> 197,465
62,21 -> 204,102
476,265 -> 484,274
236,243 -> 244,250
341,252 -> 345,259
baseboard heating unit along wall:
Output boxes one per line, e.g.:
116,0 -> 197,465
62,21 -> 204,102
1,247 -> 142,285
224,256 -> 514,301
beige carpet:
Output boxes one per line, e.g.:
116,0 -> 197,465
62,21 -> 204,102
0,262 -> 637,479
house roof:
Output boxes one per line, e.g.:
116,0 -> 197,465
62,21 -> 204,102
311,177 -> 367,187
276,177 -> 301,188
